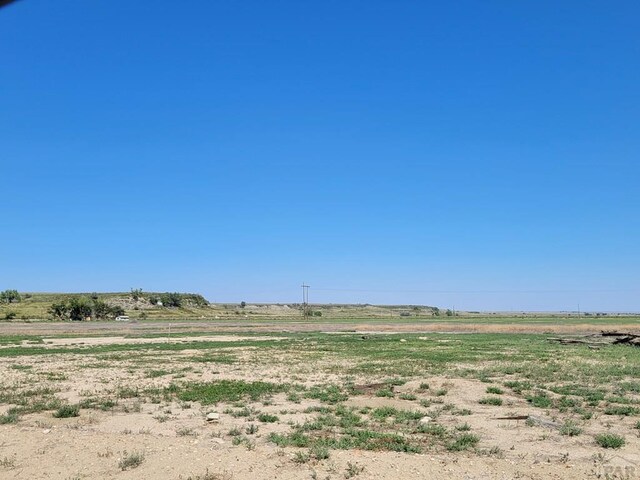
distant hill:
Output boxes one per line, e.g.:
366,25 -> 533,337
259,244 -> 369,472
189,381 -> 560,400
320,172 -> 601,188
0,291 -> 442,321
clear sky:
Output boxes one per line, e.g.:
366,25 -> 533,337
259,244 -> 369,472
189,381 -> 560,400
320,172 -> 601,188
1,1 -> 638,311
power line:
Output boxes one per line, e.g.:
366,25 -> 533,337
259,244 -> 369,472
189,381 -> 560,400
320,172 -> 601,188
301,283 -> 310,320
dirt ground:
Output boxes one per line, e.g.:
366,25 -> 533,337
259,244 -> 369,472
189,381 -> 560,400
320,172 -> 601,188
2,319 -> 638,337
1,324 -> 639,479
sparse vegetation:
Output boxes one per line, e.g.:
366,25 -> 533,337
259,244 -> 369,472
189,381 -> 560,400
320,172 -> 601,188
118,450 -> 145,470
595,433 -> 625,449
1,319 -> 640,478
53,404 -> 80,418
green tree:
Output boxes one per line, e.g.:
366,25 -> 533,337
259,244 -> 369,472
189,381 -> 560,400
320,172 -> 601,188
48,297 -> 125,321
131,288 -> 143,301
160,292 -> 182,308
0,289 -> 21,304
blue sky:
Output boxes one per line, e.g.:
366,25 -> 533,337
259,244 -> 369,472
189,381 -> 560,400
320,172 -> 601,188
1,1 -> 638,311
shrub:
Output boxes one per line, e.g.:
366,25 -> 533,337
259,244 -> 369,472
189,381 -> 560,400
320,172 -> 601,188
0,290 -> 21,304
118,450 -> 145,470
48,296 -> 124,321
595,433 -> 625,449
479,396 -> 503,406
258,413 -> 278,423
447,433 -> 480,451
161,292 -> 182,308
0,412 -> 19,424
53,404 -> 80,418
559,420 -> 583,436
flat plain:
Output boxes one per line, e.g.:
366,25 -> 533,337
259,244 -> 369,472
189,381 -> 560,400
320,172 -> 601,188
1,316 -> 640,479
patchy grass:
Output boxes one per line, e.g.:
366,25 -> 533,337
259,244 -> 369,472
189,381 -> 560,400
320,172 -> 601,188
485,386 -> 503,395
53,404 -> 80,418
595,433 -> 625,449
559,420 -> 583,436
446,433 -> 480,451
258,413 -> 279,423
0,412 -> 19,424
604,405 -> 639,416
175,380 -> 286,404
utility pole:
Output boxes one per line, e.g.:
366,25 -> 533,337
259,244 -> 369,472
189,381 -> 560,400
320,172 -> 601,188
301,283 -> 310,320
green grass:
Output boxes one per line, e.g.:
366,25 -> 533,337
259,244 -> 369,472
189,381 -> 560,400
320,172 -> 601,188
446,433 -> 480,451
559,420 -> 583,436
305,384 -> 348,404
595,433 -> 625,449
175,380 -> 286,404
0,412 -> 19,424
479,396 -> 503,406
485,386 -> 503,395
53,404 -> 80,418
526,392 -> 553,408
604,405 -> 639,416
257,413 -> 278,423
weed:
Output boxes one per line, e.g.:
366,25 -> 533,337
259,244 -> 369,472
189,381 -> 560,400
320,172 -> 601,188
245,424 -> 259,435
447,433 -> 480,451
258,413 -> 279,423
344,462 -> 365,478
0,456 -> 16,468
504,380 -> 532,394
0,412 -> 19,424
311,444 -> 330,460
306,385 -> 348,404
527,391 -> 552,408
177,380 -> 286,405
118,451 -> 144,470
479,396 -> 502,406
559,420 -> 583,437
486,386 -> 503,395
595,433 -> 625,449
53,404 -> 80,418
375,388 -> 394,398
604,405 -> 639,416
293,451 -> 310,464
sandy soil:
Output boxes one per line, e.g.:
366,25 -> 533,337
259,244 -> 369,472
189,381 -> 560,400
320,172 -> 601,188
2,320 -> 639,337
1,332 -> 639,479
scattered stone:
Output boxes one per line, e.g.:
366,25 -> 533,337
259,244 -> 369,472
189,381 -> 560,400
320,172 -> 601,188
400,339 -> 407,342
419,416 -> 432,424
206,412 -> 220,423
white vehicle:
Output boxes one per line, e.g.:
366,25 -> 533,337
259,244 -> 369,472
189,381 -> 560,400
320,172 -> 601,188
115,315 -> 130,322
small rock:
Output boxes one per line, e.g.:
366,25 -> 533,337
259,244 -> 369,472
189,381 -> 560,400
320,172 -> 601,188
400,339 -> 407,343
419,416 -> 432,424
42,429 -> 51,434
206,412 -> 220,422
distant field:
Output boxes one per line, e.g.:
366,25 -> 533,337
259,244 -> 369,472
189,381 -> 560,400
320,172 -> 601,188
1,292 -> 637,326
